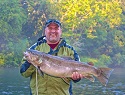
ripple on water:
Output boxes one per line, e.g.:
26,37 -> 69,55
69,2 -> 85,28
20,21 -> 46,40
2,91 -> 13,95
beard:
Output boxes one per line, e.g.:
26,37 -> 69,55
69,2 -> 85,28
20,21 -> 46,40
47,33 -> 60,43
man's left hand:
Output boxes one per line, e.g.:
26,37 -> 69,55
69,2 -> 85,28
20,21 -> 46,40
71,62 -> 94,80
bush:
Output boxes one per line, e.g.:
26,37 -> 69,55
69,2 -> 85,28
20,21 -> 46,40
97,54 -> 112,67
80,54 -> 112,67
112,53 -> 125,67
0,53 -> 5,66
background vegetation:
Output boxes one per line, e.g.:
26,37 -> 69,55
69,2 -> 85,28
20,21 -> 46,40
0,0 -> 125,67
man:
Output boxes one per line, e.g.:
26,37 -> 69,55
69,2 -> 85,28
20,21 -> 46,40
20,19 -> 84,95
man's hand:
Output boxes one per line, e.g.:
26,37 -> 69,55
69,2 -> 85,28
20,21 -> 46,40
71,72 -> 84,80
71,62 -> 94,80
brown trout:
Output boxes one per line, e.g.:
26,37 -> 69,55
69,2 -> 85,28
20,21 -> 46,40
23,49 -> 114,86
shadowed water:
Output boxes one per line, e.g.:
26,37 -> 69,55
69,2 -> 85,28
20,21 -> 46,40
0,67 -> 125,95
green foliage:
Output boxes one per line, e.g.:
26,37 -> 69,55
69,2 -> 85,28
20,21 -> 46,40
55,0 -> 122,38
21,0 -> 55,38
97,54 -> 112,67
4,38 -> 29,66
112,53 -> 125,67
0,0 -> 27,35
0,0 -> 125,67
0,0 -> 27,66
0,53 -> 5,66
113,30 -> 125,47
80,54 -> 112,67
80,57 -> 98,64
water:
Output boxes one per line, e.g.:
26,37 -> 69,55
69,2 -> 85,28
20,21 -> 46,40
0,67 -> 30,95
0,67 -> 125,95
72,68 -> 125,95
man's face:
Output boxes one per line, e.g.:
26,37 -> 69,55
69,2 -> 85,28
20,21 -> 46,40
45,23 -> 62,44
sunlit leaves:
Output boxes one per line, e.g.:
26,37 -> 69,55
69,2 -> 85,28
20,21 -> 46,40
0,53 -> 5,66
21,0 -> 122,38
56,0 -> 122,38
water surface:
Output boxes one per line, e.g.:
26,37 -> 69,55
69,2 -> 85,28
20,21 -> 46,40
72,68 -> 125,95
0,67 -> 125,95
0,67 -> 30,95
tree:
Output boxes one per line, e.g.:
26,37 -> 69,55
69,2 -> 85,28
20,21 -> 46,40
0,0 -> 27,66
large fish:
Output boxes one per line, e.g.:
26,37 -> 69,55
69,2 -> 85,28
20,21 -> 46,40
23,49 -> 114,86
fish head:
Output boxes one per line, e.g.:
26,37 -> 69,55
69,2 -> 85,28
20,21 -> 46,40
23,50 -> 40,62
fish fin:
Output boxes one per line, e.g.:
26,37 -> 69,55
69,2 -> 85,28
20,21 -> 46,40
85,75 -> 95,82
97,68 -> 114,86
37,66 -> 44,77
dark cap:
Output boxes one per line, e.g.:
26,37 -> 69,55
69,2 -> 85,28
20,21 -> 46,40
45,19 -> 61,28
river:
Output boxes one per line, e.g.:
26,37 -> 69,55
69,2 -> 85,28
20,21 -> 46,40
0,67 -> 125,95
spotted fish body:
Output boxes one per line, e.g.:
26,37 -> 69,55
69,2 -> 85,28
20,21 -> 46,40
24,49 -> 114,86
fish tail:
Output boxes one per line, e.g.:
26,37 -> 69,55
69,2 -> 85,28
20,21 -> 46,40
97,67 -> 114,86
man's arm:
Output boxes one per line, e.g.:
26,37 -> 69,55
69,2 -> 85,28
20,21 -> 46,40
20,60 -> 36,78
20,42 -> 38,78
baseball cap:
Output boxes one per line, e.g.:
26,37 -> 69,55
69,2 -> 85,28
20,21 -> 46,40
45,19 -> 61,27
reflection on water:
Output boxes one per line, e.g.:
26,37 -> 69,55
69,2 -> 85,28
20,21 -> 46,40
0,67 -> 125,95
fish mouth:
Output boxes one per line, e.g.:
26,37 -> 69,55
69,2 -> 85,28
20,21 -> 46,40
23,52 -> 27,59
23,52 -> 27,56
23,52 -> 30,59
